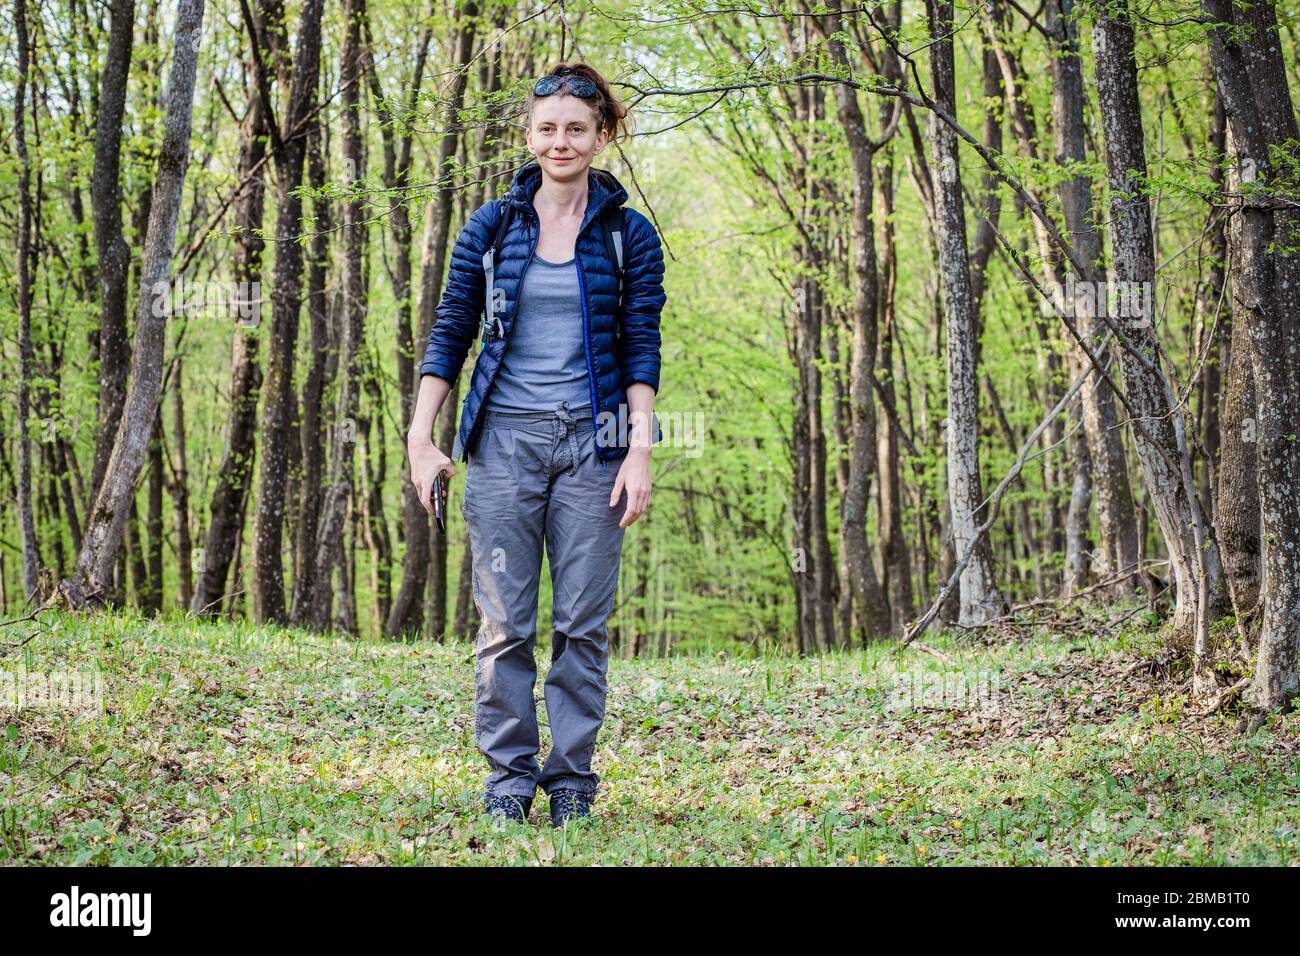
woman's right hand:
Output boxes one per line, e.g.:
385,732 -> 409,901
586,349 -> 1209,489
408,437 -> 456,516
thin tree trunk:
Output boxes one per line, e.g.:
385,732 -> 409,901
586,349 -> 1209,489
1063,397 -> 1092,595
822,8 -> 889,642
88,0 -> 136,513
64,0 -> 207,602
928,0 -> 1003,624
420,4 -> 479,642
1197,86 -> 1228,528
298,0 -> 365,631
289,125 -> 333,622
790,312 -> 815,651
877,145 -> 913,633
56,437 -> 83,553
1049,0 -> 1140,597
191,0 -> 282,614
829,301 -> 853,644
14,0 -> 40,601
143,411 -> 164,613
361,367 -> 393,628
171,354 -> 194,609
126,499 -> 147,606
252,0 -> 325,623
371,20 -> 432,637
453,537 -> 476,641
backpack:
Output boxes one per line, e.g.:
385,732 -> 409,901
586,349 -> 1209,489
480,200 -> 625,346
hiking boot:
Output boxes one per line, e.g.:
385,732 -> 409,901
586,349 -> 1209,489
548,788 -> 594,827
483,792 -> 533,823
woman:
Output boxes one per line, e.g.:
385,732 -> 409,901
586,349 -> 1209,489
406,63 -> 666,827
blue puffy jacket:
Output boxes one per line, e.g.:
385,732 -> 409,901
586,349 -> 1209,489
419,161 -> 666,465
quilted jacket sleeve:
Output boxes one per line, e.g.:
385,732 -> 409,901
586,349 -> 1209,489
619,208 -> 666,394
418,199 -> 501,383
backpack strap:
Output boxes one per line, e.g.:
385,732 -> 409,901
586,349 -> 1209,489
601,205 -> 626,311
480,200 -> 513,343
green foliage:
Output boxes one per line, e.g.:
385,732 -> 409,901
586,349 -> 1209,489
0,0 -> 1282,651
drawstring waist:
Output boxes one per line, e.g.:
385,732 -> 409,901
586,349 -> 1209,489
555,403 -> 581,477
480,402 -> 605,475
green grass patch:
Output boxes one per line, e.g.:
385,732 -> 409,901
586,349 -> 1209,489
1,609 -> 1298,865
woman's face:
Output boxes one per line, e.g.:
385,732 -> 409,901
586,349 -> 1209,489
526,93 -> 607,183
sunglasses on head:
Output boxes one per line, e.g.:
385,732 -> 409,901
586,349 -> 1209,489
533,71 -> 598,99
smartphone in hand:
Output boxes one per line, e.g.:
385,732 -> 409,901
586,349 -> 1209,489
432,471 -> 448,535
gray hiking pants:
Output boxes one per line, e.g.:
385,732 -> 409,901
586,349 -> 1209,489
461,400 -> 626,799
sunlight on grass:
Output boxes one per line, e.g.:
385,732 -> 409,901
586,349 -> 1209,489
1,608 -> 1297,865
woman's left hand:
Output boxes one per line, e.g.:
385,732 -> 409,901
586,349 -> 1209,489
611,448 -> 652,528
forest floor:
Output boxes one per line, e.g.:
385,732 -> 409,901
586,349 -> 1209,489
2,607 -> 1299,865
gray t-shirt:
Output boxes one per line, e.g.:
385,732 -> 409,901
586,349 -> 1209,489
483,252 -> 594,413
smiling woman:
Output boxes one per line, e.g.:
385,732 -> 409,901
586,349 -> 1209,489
405,62 -> 667,832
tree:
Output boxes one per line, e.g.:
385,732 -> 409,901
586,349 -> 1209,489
13,0 -> 39,601
294,0 -> 367,630
1202,0 -> 1300,714
191,0 -> 285,615
250,0 -> 325,624
87,0 -> 136,515
61,0 -> 207,604
1092,0 -> 1224,682
816,8 -> 895,642
927,0 -> 1004,625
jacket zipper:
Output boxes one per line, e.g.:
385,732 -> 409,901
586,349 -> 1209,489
461,199 -> 540,462
573,252 -> 604,462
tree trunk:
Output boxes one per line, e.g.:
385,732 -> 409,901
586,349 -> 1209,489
823,9 -> 889,642
1197,86 -> 1228,529
1215,128 -> 1260,618
1094,1 -> 1223,665
191,0 -> 282,615
1049,0 -> 1140,597
289,125 -> 334,623
927,0 -> 1003,625
420,5 -> 479,642
171,355 -> 194,609
64,0 -> 207,603
251,0 -> 325,624
297,0 -> 365,631
370,20 -> 432,637
88,0 -> 136,513
453,537 -> 476,641
359,370 -> 393,629
877,147 -> 913,634
1063,397 -> 1093,594
143,411 -> 164,614
1203,0 -> 1300,712
14,0 -> 40,601
126,499 -> 147,607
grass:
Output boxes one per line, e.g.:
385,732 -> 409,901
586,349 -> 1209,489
2,607 -> 1299,865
